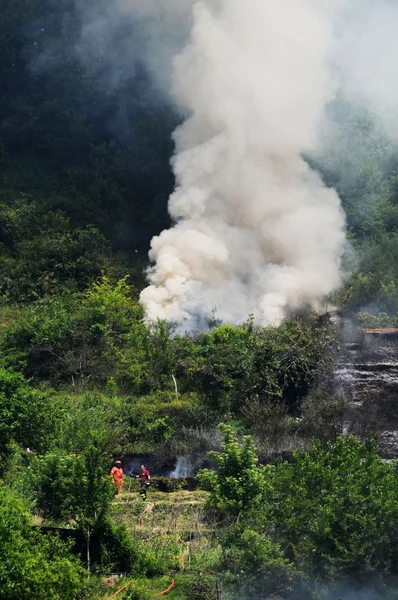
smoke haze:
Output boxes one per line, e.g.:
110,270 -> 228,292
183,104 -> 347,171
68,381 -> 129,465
67,0 -> 398,327
140,0 -> 346,326
75,0 -> 195,93
335,0 -> 398,141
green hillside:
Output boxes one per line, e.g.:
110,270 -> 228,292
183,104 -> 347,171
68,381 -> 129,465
2,2 -> 398,599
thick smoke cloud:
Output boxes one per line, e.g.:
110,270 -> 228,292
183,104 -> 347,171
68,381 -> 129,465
140,0 -> 346,326
70,0 -> 398,327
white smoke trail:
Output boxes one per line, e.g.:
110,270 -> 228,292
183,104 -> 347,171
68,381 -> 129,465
139,0 -> 346,327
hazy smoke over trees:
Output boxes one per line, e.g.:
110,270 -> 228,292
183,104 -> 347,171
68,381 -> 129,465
70,0 -> 398,327
140,0 -> 346,326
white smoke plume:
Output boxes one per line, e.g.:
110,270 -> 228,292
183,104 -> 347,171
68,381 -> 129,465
335,0 -> 398,141
140,0 -> 346,326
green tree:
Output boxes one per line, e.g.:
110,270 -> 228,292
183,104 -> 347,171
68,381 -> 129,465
175,315 -> 336,416
0,368 -> 54,458
25,444 -> 119,573
266,437 -> 398,578
0,276 -> 150,389
0,482 -> 88,600
57,391 -> 127,455
198,424 -> 265,517
201,428 -> 398,587
219,526 -> 295,599
0,199 -> 108,302
26,446 -> 115,528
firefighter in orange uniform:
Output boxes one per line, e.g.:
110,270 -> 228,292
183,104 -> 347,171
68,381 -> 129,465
110,459 -> 124,494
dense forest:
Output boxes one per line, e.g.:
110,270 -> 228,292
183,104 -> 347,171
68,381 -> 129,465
2,1 -> 398,599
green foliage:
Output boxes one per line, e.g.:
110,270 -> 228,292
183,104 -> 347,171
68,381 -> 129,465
93,519 -> 154,574
0,276 -> 149,387
220,526 -> 290,575
266,437 -> 398,578
0,482 -> 87,600
0,199 -> 108,302
354,311 -> 398,328
25,446 -> 115,530
124,574 -> 216,600
345,234 -> 398,316
0,282 -> 337,420
124,391 -> 205,452
0,368 -> 54,456
56,391 -> 128,455
200,426 -> 398,590
176,315 -> 336,414
178,573 -> 217,600
314,104 -> 398,318
134,535 -> 181,578
124,577 -> 171,600
0,294 -> 78,375
198,424 -> 265,517
219,525 -> 295,598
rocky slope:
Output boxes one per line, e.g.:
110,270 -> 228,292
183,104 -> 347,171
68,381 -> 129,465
335,322 -> 398,457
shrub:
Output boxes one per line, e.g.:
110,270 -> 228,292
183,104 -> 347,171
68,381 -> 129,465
25,447 -> 115,526
179,573 -> 217,600
298,390 -> 347,443
0,368 -> 54,456
0,482 -> 88,600
199,426 -> 398,586
219,525 -> 295,598
198,424 -> 265,518
92,519 -> 146,574
266,436 -> 398,578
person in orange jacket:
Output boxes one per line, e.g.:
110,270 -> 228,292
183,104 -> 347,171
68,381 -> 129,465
110,459 -> 124,494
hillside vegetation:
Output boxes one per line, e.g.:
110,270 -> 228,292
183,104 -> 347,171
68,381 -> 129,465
2,2 -> 398,599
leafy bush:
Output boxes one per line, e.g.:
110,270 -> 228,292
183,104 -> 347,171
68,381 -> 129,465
198,424 -> 265,518
220,526 -> 290,575
57,391 -> 127,455
0,276 -> 150,388
93,519 -> 148,574
179,573 -> 217,600
201,425 -> 398,586
266,436 -> 398,578
24,446 -> 115,530
174,315 -> 337,416
0,482 -> 88,600
0,368 -> 54,456
219,525 -> 295,598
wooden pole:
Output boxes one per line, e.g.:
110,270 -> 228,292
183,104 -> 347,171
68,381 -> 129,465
87,526 -> 90,576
